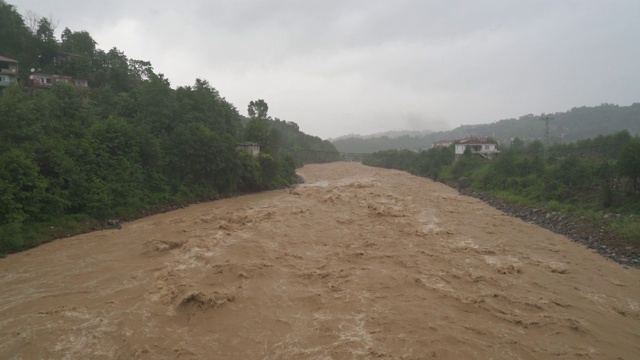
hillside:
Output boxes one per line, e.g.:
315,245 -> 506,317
0,0 -> 339,255
333,103 -> 640,153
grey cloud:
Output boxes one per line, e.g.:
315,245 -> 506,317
9,0 -> 640,138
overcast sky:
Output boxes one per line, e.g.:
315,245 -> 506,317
9,0 -> 640,139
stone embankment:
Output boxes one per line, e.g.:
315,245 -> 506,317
458,187 -> 640,268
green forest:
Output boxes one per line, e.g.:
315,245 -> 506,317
362,131 -> 640,244
0,1 -> 338,255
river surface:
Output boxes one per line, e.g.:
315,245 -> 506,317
1,162 -> 639,359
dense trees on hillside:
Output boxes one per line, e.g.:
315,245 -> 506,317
0,1 -> 339,254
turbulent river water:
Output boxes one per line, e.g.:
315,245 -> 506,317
1,162 -> 639,359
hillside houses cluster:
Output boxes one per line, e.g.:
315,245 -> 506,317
0,55 -> 89,90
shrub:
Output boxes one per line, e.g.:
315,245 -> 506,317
547,200 -> 562,211
458,177 -> 470,189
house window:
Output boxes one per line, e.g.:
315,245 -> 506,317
484,145 -> 491,150
0,75 -> 6,82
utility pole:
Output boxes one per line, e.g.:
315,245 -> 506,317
540,116 -> 553,160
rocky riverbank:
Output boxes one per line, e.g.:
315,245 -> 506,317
457,187 -> 640,268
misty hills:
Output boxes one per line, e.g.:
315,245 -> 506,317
332,103 -> 640,154
330,130 -> 433,141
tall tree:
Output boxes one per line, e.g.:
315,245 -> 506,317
60,28 -> 96,55
248,99 -> 269,120
35,17 -> 58,69
245,100 -> 279,154
0,1 -> 32,56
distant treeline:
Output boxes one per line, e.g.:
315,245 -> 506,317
333,103 -> 640,154
0,1 -> 339,254
363,131 -> 640,243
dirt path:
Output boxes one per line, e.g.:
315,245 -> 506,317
1,162 -> 639,359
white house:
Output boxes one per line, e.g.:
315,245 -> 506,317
454,137 -> 499,160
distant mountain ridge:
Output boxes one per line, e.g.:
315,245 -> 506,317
330,129 -> 432,141
332,103 -> 640,154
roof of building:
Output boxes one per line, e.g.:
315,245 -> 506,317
458,137 -> 492,145
0,56 -> 18,63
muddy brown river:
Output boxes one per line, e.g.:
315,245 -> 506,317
1,162 -> 639,359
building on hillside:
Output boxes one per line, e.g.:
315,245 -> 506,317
28,73 -> 89,90
236,142 -> 260,156
430,140 -> 453,149
454,137 -> 499,161
0,56 -> 19,88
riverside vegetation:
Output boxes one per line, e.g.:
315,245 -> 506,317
362,131 -> 640,263
0,1 -> 339,255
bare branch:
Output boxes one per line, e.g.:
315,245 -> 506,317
24,10 -> 40,34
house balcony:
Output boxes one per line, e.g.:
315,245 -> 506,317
1,67 -> 17,74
